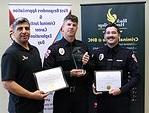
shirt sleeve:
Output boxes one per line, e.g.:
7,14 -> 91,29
43,46 -> 56,70
1,53 -> 17,81
120,51 -> 140,93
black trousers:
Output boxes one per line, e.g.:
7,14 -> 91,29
53,87 -> 88,113
9,111 -> 43,113
97,94 -> 130,113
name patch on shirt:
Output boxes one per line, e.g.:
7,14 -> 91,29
116,59 -> 123,62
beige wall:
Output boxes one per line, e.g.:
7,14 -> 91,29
0,0 -> 148,113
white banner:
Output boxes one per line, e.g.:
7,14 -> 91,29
9,3 -> 71,62
9,3 -> 71,113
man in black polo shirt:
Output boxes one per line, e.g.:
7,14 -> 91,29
1,17 -> 48,113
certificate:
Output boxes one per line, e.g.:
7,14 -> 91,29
95,70 -> 122,92
34,67 -> 68,93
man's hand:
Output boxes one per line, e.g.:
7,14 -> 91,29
92,83 -> 102,95
109,88 -> 121,96
70,69 -> 86,77
30,90 -> 49,100
82,52 -> 90,65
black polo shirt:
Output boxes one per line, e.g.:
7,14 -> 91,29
1,41 -> 44,113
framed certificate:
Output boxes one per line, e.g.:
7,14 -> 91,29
95,70 -> 122,92
34,67 -> 68,93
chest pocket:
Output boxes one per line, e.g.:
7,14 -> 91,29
112,59 -> 125,70
56,47 -> 72,63
95,59 -> 107,70
56,54 -> 70,62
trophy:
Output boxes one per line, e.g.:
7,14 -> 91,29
71,47 -> 85,69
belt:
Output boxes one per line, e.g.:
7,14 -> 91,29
69,86 -> 75,93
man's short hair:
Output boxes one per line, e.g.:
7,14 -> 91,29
12,17 -> 30,30
64,14 -> 78,23
105,23 -> 120,34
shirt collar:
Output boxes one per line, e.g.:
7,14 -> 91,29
106,44 -> 120,53
13,41 -> 33,51
60,37 -> 77,47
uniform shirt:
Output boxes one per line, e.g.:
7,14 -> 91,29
43,38 -> 89,87
91,44 -> 140,94
1,41 -> 44,113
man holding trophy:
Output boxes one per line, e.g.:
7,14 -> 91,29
43,14 -> 90,113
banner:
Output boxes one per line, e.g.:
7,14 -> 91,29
81,2 -> 145,113
9,3 -> 71,62
9,3 -> 71,113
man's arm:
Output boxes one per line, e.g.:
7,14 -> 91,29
2,80 -> 47,100
120,51 -> 140,93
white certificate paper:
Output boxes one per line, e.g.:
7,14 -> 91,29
34,67 -> 68,93
95,70 -> 121,92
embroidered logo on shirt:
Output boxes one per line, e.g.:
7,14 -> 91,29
44,49 -> 51,58
22,55 -> 28,61
99,54 -> 104,61
59,48 -> 65,55
132,54 -> 138,62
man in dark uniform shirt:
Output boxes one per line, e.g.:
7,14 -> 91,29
86,23 -> 140,113
1,17 -> 48,113
43,14 -> 90,113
